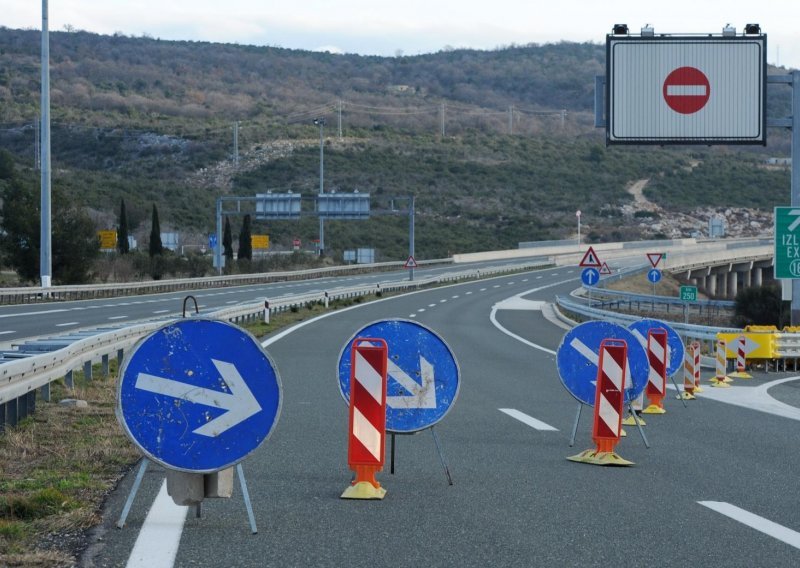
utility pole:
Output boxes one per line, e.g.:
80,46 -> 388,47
233,121 -> 239,166
508,106 -> 513,135
440,103 -> 446,137
338,100 -> 343,139
34,114 -> 40,169
313,117 -> 326,255
40,0 -> 52,289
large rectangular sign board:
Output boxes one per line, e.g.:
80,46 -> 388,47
606,34 -> 766,145
775,207 -> 800,279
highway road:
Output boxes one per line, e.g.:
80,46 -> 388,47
80,264 -> 800,567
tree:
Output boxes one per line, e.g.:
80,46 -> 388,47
223,217 -> 233,263
148,203 -> 163,257
733,284 -> 789,328
238,214 -> 252,261
117,198 -> 130,254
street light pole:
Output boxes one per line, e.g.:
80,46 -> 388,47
313,118 -> 326,255
40,0 -> 52,288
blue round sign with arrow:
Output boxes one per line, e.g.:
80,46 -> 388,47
338,319 -> 460,434
117,319 -> 282,473
628,319 -> 685,378
556,321 -> 649,406
581,267 -> 600,287
647,268 -> 662,283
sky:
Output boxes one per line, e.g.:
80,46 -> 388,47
2,1 -> 798,68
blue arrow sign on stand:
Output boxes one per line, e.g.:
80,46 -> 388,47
338,319 -> 460,433
581,267 -> 600,287
628,319 -> 685,378
117,319 -> 282,473
556,321 -> 649,406
647,268 -> 662,283
208,233 -> 218,249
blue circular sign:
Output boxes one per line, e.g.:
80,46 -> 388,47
628,319 -> 685,378
556,321 -> 649,406
647,268 -> 662,283
117,319 -> 282,473
581,267 -> 600,287
338,319 -> 460,434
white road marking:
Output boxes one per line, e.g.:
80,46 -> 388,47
409,314 -> 417,318
465,291 -> 473,295
226,301 -> 238,304
108,315 -> 128,320
417,308 -> 426,313
493,285 -> 501,288
0,308 -> 69,319
480,288 -> 487,292
451,295 -> 459,299
536,276 -> 543,279
56,322 -> 79,327
0,330 -> 14,335
439,299 -> 447,303
698,501 -> 800,550
125,482 -> 187,568
693,376 -> 800,422
428,303 -> 437,307
499,408 -> 558,431
152,310 -> 169,314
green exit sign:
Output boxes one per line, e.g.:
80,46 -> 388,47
775,207 -> 800,279
680,286 -> 698,302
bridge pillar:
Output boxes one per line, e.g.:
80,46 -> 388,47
753,267 -> 763,287
706,274 -> 717,296
727,271 -> 738,299
742,270 -> 752,289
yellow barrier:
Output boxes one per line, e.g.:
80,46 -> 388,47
717,331 -> 776,359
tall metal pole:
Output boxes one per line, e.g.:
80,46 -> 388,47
233,121 -> 239,166
314,118 -> 326,255
40,0 -> 52,289
409,195 -> 415,282
215,198 -> 223,275
338,100 -> 343,139
792,71 -> 800,325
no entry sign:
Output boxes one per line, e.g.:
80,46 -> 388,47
663,67 -> 710,114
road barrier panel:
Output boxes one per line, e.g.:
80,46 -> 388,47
643,329 -> 669,414
691,341 -> 703,393
681,345 -> 697,400
568,339 -> 634,466
711,339 -> 732,387
342,338 -> 389,500
729,335 -> 753,379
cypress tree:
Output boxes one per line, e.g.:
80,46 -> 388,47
117,198 -> 130,254
223,217 -> 234,262
148,203 -> 163,257
238,214 -> 253,260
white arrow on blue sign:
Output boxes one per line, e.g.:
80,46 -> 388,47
338,319 -> 460,433
556,321 -> 650,406
628,319 -> 685,378
647,268 -> 662,283
581,267 -> 600,287
117,319 -> 282,473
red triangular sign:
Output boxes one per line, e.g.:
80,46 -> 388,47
579,246 -> 602,268
404,255 -> 418,269
647,253 -> 663,268
599,262 -> 611,275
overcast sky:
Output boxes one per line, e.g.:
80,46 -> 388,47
2,1 -> 798,67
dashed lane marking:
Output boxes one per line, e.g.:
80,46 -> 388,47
698,502 -> 800,550
499,409 -> 558,431
55,322 -> 79,327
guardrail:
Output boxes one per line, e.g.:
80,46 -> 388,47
0,259 -> 549,432
0,258 -> 451,306
588,287 -> 734,315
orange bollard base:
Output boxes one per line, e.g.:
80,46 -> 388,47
567,439 -> 634,467
341,465 -> 386,500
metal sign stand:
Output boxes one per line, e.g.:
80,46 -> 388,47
116,459 -> 257,533
116,296 -> 261,533
389,428 -> 454,486
568,401 -> 649,449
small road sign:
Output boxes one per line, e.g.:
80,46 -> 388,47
581,267 -> 600,287
98,230 -> 117,250
556,321 -> 649,406
208,234 -> 218,249
292,237 -> 301,250
117,319 -> 282,473
663,66 -> 711,114
404,256 -> 418,269
680,286 -> 698,302
647,268 -> 662,284
628,319 -> 685,378
338,319 -> 460,433
599,262 -> 611,276
774,207 -> 800,278
647,253 -> 663,268
579,246 -> 602,268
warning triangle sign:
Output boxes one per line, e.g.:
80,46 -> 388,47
647,253 -> 663,268
578,246 -> 602,268
599,262 -> 611,275
404,256 -> 418,269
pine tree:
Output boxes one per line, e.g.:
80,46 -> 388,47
117,198 -> 130,254
238,214 -> 252,260
223,217 -> 234,262
148,203 -> 163,257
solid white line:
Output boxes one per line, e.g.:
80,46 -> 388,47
0,330 -> 14,335
499,408 -> 558,431
125,482 -> 187,568
0,307 -> 69,319
698,501 -> 800,550
55,322 -> 79,327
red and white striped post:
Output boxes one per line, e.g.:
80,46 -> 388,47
569,339 -> 633,466
342,338 -> 389,500
711,339 -> 731,387
691,341 -> 703,393
681,344 -> 696,400
642,328 -> 668,414
730,335 -> 752,379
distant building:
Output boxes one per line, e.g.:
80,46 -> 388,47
160,232 -> 179,252
766,157 -> 791,166
709,216 -> 726,238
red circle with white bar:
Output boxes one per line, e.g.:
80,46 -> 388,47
662,67 -> 710,114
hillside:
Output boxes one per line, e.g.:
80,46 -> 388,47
0,28 -> 794,263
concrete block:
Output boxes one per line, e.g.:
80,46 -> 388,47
166,471 -> 204,506
204,467 -> 234,498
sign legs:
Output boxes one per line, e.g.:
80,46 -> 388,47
117,458 -> 149,529
387,428 -> 454,485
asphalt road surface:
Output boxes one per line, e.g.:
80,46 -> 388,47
80,265 -> 800,567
